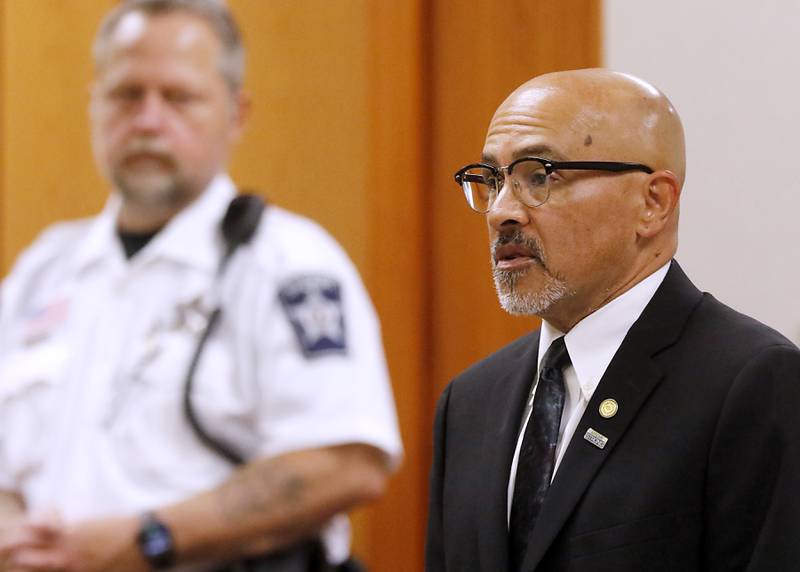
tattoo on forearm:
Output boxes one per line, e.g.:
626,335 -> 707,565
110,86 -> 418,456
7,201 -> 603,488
216,462 -> 308,523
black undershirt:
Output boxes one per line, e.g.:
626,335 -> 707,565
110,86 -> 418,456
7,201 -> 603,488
117,229 -> 160,259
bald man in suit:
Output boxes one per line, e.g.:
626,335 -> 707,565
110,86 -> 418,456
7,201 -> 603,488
426,69 -> 800,572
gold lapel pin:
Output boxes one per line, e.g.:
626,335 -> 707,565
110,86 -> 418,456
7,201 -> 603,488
599,398 -> 619,419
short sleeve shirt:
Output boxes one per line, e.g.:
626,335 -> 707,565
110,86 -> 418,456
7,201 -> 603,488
0,175 -> 402,561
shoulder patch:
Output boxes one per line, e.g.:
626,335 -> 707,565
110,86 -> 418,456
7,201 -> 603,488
278,275 -> 347,358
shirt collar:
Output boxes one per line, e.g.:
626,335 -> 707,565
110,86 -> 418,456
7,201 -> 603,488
72,174 -> 236,275
538,262 -> 671,402
71,195 -> 123,273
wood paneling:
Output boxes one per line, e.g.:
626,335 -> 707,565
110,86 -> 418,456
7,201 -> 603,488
2,1 -> 115,272
228,0 -> 371,269
357,2 -> 427,569
428,0 -> 602,396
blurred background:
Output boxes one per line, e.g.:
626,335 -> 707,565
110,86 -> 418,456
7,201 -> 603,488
1,1 -> 797,570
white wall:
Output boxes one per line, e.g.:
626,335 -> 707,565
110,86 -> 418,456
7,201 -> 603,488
605,1 -> 800,344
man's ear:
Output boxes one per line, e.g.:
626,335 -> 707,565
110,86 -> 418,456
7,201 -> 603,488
637,171 -> 681,238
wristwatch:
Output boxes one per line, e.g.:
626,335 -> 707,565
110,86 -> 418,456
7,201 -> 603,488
136,512 -> 176,569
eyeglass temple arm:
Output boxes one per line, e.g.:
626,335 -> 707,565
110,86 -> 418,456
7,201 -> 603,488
548,161 -> 654,174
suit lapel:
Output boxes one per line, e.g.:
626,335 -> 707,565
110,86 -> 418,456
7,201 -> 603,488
519,342 -> 662,571
520,261 -> 704,571
477,331 -> 540,572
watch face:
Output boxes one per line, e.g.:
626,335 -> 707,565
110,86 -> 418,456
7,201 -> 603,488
141,525 -> 171,555
138,515 -> 175,568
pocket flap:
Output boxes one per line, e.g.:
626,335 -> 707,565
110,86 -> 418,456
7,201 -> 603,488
569,513 -> 681,558
0,342 -> 70,400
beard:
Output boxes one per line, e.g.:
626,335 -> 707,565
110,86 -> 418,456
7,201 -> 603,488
491,229 -> 571,316
110,139 -> 189,209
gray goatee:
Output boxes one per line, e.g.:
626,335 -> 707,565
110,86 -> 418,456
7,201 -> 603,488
491,230 -> 570,316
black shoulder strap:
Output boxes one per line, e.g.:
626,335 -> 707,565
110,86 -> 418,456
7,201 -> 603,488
183,192 -> 267,466
183,193 -> 365,569
219,193 -> 267,272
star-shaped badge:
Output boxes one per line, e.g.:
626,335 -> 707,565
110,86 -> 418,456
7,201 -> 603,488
278,275 -> 347,358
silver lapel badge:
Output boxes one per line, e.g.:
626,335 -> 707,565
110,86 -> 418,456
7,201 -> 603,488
584,427 -> 609,449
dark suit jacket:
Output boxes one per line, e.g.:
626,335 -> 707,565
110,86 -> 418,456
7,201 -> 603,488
426,262 -> 800,572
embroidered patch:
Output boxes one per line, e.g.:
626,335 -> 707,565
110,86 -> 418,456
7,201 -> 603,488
22,297 -> 70,345
278,275 -> 347,358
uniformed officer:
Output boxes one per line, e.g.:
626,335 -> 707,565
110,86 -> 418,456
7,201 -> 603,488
0,1 -> 402,571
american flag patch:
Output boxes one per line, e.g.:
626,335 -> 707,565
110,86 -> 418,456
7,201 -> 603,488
22,297 -> 70,345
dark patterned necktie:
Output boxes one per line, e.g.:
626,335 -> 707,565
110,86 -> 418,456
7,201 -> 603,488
509,336 -> 570,571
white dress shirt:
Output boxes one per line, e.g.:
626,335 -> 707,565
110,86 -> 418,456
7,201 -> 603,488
507,263 -> 671,523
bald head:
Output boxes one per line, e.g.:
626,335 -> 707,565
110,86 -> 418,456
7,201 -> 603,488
493,69 -> 685,186
481,69 -> 685,331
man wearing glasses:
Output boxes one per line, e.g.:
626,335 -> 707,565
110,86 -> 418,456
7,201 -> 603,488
426,69 -> 800,571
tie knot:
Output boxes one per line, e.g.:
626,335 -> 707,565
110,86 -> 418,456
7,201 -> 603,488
541,336 -> 571,374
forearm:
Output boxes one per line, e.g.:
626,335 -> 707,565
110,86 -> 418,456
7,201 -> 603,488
0,491 -> 24,522
160,443 -> 389,564
0,492 -> 25,571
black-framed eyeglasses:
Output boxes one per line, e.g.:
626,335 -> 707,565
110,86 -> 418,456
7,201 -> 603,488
453,156 -> 654,213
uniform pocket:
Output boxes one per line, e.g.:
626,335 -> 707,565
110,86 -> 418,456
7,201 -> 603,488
0,342 -> 70,397
107,327 -> 242,491
0,341 -> 71,480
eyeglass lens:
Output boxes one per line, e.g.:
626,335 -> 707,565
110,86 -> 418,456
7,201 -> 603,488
460,159 -> 550,212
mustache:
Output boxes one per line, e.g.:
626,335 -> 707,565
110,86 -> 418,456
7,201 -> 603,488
491,229 -> 545,266
120,139 -> 176,165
